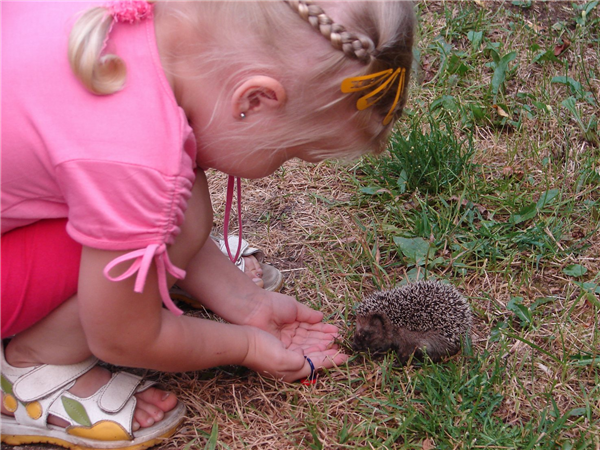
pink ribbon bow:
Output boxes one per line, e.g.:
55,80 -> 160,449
103,243 -> 186,315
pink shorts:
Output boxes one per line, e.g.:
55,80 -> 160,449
1,219 -> 82,337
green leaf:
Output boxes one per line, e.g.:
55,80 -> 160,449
182,439 -> 200,450
507,296 -> 533,327
569,352 -> 600,367
584,1 -> 599,14
359,186 -> 381,195
393,236 -> 435,266
397,169 -> 408,194
204,421 -> 219,450
574,281 -> 600,294
552,76 -> 583,94
573,281 -> 600,307
491,51 -> 517,95
532,100 -> 551,113
536,189 -> 559,209
510,203 -> 537,224
61,397 -> 92,427
470,103 -> 486,120
448,54 -> 470,76
467,31 -> 483,50
1,375 -> 14,395
562,264 -> 588,277
430,95 -> 458,113
568,407 -> 587,417
561,96 -> 578,115
532,49 -> 561,65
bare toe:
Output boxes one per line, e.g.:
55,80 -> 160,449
136,387 -> 178,413
243,256 -> 262,277
133,398 -> 164,428
242,256 -> 264,287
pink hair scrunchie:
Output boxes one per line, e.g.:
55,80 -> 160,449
107,1 -> 154,24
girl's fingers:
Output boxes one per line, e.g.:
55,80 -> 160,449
307,350 -> 349,372
294,302 -> 324,324
296,322 -> 340,333
281,323 -> 341,340
287,329 -> 342,344
282,350 -> 349,382
288,341 -> 341,353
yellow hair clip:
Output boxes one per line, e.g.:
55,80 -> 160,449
341,67 -> 406,126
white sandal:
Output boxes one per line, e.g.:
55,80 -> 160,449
214,235 -> 283,293
170,235 -> 283,309
0,348 -> 185,450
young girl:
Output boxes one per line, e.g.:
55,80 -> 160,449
1,1 -> 414,448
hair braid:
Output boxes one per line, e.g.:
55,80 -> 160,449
284,0 -> 374,63
284,0 -> 414,127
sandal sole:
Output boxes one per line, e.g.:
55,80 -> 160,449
1,402 -> 185,450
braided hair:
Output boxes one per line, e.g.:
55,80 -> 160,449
284,0 -> 414,126
284,0 -> 375,63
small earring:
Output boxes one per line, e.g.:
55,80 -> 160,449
239,112 -> 246,119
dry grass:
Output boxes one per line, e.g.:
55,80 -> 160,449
151,154 -> 597,448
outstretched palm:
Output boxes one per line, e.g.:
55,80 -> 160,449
244,291 -> 348,375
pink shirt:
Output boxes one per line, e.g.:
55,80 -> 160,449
1,2 -> 197,314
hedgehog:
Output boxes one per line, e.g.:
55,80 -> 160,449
352,280 -> 472,363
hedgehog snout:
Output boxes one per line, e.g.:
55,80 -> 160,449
351,332 -> 367,352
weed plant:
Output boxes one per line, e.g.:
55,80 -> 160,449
360,118 -> 475,196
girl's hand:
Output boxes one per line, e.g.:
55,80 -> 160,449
242,291 -> 349,365
241,326 -> 347,382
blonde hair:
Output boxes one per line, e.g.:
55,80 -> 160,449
68,6 -> 127,95
68,1 -> 415,158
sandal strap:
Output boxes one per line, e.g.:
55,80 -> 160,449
46,371 -> 149,438
22,371 -> 147,439
99,372 -> 146,413
1,355 -> 97,429
12,356 -> 98,403
47,382 -> 136,439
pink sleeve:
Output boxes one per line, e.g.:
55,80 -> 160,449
56,159 -> 195,315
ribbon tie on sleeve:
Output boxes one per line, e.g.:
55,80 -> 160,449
103,243 -> 186,315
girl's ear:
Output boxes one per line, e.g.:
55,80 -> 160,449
231,76 -> 286,118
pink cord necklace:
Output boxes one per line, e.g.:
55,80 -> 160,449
223,175 -> 243,263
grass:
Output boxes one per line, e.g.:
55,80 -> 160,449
336,2 -> 599,448
97,2 -> 600,450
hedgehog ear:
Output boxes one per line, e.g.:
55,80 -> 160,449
370,313 -> 387,329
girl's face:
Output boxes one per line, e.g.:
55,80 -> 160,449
194,122 -> 370,179
195,141 -> 295,179
195,136 -> 327,179
173,65 -> 379,178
